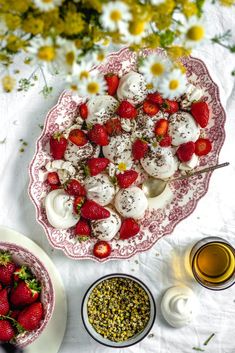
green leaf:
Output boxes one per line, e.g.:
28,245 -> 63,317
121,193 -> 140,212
196,0 -> 206,17
160,30 -> 175,48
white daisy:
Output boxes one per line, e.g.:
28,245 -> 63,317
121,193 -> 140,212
115,160 -> 133,174
100,1 -> 132,32
159,69 -> 187,99
56,38 -> 81,74
33,0 -> 63,12
122,21 -> 149,44
139,53 -> 172,85
66,61 -> 95,91
181,16 -> 206,49
77,74 -> 107,98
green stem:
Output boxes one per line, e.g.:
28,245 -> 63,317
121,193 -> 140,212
203,333 -> 215,346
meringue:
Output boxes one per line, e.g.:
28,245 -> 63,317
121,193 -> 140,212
168,112 -> 200,146
179,154 -> 199,171
45,160 -> 76,184
91,207 -> 121,241
86,95 -> 119,125
141,147 -> 178,179
161,286 -> 199,328
45,189 -> 79,229
84,174 -> 116,206
136,110 -> 168,139
117,71 -> 147,105
102,133 -> 132,164
180,84 -> 204,110
64,141 -> 100,165
115,186 -> 148,219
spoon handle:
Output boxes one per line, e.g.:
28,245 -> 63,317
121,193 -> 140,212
173,162 -> 230,181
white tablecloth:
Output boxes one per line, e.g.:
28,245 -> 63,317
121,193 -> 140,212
0,3 -> 235,353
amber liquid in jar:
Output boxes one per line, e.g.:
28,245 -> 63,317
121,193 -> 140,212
193,242 -> 235,284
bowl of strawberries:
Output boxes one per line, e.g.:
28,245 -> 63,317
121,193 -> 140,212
0,244 -> 54,347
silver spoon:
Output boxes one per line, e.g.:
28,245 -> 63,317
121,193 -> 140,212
142,162 -> 230,198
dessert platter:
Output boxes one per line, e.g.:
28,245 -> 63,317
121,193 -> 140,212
0,226 -> 67,353
29,48 -> 226,262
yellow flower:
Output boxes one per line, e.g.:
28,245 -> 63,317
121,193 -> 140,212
4,14 -> 21,30
81,0 -> 102,12
40,10 -> 64,36
10,0 -> 30,13
2,75 -> 16,92
182,1 -> 198,17
167,46 -> 191,60
6,35 -> 25,53
63,12 -> 85,36
143,34 -> 161,49
37,46 -> 56,61
219,0 -> 235,5
22,17 -> 44,35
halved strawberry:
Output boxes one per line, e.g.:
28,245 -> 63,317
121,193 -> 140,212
105,74 -> 119,96
147,92 -> 163,105
81,200 -> 110,220
143,101 -> 160,116
132,139 -> 149,160
79,103 -> 88,120
162,99 -> 179,114
88,124 -> 109,146
159,135 -> 172,147
65,179 -> 86,196
50,132 -> 67,160
116,170 -> 138,188
119,218 -> 140,240
195,138 -> 212,156
73,196 -> 85,214
191,101 -> 210,128
86,158 -> 110,176
47,172 -> 60,185
69,129 -> 87,146
176,141 -> 195,162
93,241 -> 111,259
104,118 -> 122,136
117,101 -> 137,119
74,219 -> 91,240
155,119 -> 169,137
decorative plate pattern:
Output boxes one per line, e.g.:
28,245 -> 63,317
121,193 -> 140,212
0,242 -> 54,347
28,47 -> 226,262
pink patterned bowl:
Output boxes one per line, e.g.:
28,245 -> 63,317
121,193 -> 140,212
29,48 -> 226,262
0,242 -> 55,348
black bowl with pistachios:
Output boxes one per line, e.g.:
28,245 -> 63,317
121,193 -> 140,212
81,274 -> 156,348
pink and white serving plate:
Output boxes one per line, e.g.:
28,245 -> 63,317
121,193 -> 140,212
28,48 -> 226,262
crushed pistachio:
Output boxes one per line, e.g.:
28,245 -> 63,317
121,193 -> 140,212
87,277 -> 150,342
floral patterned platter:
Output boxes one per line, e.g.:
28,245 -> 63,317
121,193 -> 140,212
28,47 -> 226,262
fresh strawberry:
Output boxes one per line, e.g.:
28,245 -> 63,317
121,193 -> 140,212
105,73 -> 119,96
88,124 -> 109,146
14,266 -> 32,282
79,103 -> 88,120
117,101 -> 137,120
147,92 -> 163,105
191,101 -> 210,128
119,218 -> 140,240
93,241 -> 111,259
65,179 -> 86,196
104,118 -> 122,136
74,219 -> 91,240
195,138 -> 212,156
50,132 -> 67,160
47,172 -> 60,186
86,158 -> 110,176
132,139 -> 149,160
69,129 -> 88,147
73,196 -> 85,214
81,200 -> 110,220
0,252 -> 16,286
10,279 -> 41,307
154,119 -> 169,137
0,283 -> 2,291
0,320 -> 15,341
162,99 -> 179,114
159,135 -> 172,147
116,170 -> 138,188
0,289 -> 10,315
10,309 -> 20,320
176,141 -> 195,162
17,302 -> 43,332
143,101 -> 160,116
50,184 -> 60,190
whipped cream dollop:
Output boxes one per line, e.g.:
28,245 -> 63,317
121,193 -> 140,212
64,141 -> 100,165
117,71 -> 147,105
86,95 -> 119,125
91,207 -> 121,241
45,189 -> 79,229
45,159 -> 76,184
180,84 -> 204,110
84,174 -> 115,206
102,133 -> 132,164
168,112 -> 200,146
161,286 -> 199,328
114,186 -> 148,219
179,154 -> 199,171
141,147 -> 178,179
